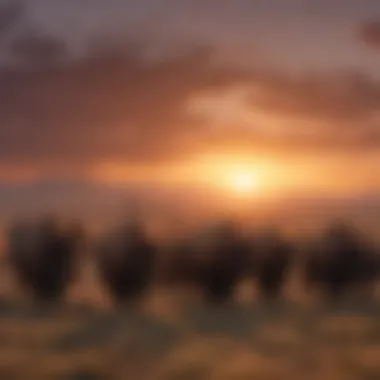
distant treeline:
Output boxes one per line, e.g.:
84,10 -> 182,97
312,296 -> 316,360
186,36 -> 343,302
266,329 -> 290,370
4,215 -> 380,306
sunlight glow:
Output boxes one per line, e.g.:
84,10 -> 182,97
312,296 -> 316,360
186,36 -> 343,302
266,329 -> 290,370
191,154 -> 266,198
222,169 -> 259,195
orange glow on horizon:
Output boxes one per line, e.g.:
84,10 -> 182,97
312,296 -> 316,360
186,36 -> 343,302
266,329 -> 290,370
89,150 -> 380,201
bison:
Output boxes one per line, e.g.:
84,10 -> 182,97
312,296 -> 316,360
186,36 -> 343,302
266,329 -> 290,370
95,218 -> 157,306
7,216 -> 83,303
304,223 -> 379,301
251,228 -> 292,300
170,220 -> 250,304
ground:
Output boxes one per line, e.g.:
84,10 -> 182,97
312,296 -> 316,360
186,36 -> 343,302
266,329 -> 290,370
0,281 -> 379,380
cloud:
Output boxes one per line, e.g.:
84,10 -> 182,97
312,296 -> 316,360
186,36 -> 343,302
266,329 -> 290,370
0,1 -> 23,42
0,43 -> 254,169
190,69 -> 380,153
0,1 -> 379,178
1,40 -> 380,176
249,71 -> 380,142
9,30 -> 67,65
358,20 -> 380,50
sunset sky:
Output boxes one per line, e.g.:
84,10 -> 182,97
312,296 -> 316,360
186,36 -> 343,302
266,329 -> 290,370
0,0 -> 380,227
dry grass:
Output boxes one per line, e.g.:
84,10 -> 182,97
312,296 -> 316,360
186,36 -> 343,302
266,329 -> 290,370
1,218 -> 379,380
0,273 -> 378,379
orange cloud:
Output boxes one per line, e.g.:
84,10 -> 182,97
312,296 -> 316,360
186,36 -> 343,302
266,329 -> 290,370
0,27 -> 379,186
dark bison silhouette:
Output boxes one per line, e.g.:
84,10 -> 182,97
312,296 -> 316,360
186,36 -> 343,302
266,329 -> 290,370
7,216 -> 83,303
251,228 -> 292,300
304,223 -> 379,300
95,219 -> 156,305
170,220 -> 250,304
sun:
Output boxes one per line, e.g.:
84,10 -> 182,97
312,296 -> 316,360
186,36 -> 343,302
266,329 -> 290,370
227,171 -> 257,193
188,153 -> 264,197
222,169 -> 259,196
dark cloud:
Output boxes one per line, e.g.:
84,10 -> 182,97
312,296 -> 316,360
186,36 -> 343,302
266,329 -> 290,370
0,1 -> 22,41
358,20 -> 380,50
0,11 -> 380,174
9,30 -> 67,65
1,39 -> 380,172
251,71 -> 380,127
0,44 -> 254,168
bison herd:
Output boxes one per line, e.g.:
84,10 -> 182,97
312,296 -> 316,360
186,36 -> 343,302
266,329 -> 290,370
4,215 -> 380,307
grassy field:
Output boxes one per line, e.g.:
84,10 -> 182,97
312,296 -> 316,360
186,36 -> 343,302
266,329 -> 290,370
0,272 -> 378,380
0,250 -> 378,379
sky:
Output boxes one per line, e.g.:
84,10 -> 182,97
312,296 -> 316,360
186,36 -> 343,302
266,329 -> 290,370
0,0 -> 380,227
